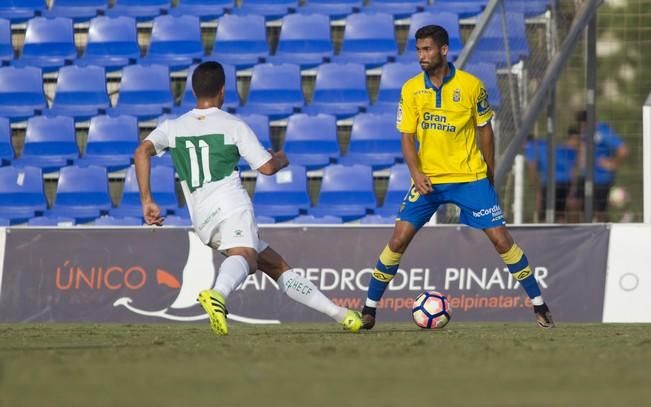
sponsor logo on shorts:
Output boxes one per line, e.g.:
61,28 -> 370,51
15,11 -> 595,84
472,204 -> 503,218
234,229 -> 243,238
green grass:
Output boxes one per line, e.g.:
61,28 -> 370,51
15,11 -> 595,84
1,323 -> 650,407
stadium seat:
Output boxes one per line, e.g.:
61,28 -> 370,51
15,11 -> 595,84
109,64 -> 173,120
95,215 -> 143,226
465,62 -> 501,108
236,113 -> 271,170
364,0 -> 426,19
0,19 -> 13,64
471,11 -> 529,66
46,0 -> 108,22
75,115 -> 138,172
399,11 -> 463,63
14,115 -> 78,173
359,214 -> 395,224
238,63 -> 303,119
174,205 -> 190,219
163,215 -> 192,226
211,14 -> 268,69
299,0 -> 361,20
142,15 -> 203,71
50,65 -> 110,120
15,17 -> 76,73
338,113 -> 401,170
0,66 -> 45,122
27,215 -> 76,226
303,63 -> 368,119
234,0 -> 298,20
0,166 -> 47,223
151,152 -> 174,167
370,62 -> 421,113
111,165 -> 178,218
253,164 -> 310,222
47,165 -> 111,223
427,0 -> 485,19
267,13 -> 333,69
0,217 -> 9,226
375,163 -> 409,216
292,214 -> 343,224
170,0 -> 232,21
256,215 -> 275,224
283,113 -> 338,170
178,62 -> 239,113
0,117 -> 14,164
78,16 -> 140,72
333,12 -> 397,68
505,0 -> 550,17
0,0 -> 45,24
107,0 -> 171,22
309,164 -> 376,221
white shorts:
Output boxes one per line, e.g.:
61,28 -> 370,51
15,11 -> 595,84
207,207 -> 269,253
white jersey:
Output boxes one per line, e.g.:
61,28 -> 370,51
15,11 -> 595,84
145,107 -> 271,244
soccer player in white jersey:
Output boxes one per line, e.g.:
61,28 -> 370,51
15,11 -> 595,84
134,61 -> 363,335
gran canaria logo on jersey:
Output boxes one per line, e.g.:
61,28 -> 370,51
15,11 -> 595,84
477,88 -> 491,114
420,111 -> 457,132
396,98 -> 404,125
453,88 -> 461,102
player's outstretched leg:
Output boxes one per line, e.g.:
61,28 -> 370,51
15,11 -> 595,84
257,246 -> 363,333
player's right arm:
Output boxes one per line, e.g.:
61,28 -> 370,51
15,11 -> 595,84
134,121 -> 170,226
258,150 -> 289,175
235,120 -> 289,176
397,81 -> 431,195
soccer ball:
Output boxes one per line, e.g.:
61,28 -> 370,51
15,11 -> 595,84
608,186 -> 629,209
412,291 -> 451,329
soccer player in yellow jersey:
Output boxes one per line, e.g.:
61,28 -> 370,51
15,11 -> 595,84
360,25 -> 555,329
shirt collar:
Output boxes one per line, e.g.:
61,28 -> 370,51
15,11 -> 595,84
423,62 -> 456,90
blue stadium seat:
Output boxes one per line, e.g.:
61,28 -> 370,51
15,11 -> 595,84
0,217 -> 9,226
110,64 -> 173,119
234,0 -> 298,21
0,117 -> 14,165
14,116 -> 78,173
0,66 -> 45,122
471,11 -> 529,66
142,15 -> 203,71
309,164 -> 376,221
174,205 -> 190,218
171,0 -> 232,21
465,62 -> 501,108
211,14 -> 268,69
111,165 -> 178,218
178,62 -> 239,113
107,0 -> 171,22
238,63 -> 303,119
505,0 -> 550,17
376,163 -> 409,216
293,214 -> 342,224
151,152 -> 174,167
299,0 -> 361,20
47,165 -> 111,222
50,65 -> 110,120
0,166 -> 47,223
15,17 -> 76,73
46,0 -> 107,22
27,215 -> 76,226
76,115 -> 138,172
283,113 -> 338,170
303,63 -> 368,119
256,215 -> 275,224
339,113 -> 401,170
267,13 -> 333,69
399,11 -> 463,63
236,113 -> 271,170
0,19 -> 13,64
359,214 -> 395,224
95,215 -> 143,225
78,16 -> 140,72
364,0 -> 426,19
254,165 -> 309,222
370,62 -> 420,113
334,12 -> 397,68
0,0 -> 45,24
163,215 -> 192,226
427,0 -> 485,19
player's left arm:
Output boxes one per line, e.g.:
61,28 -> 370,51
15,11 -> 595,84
478,122 -> 495,185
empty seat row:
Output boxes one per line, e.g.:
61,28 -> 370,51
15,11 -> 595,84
0,163 -> 411,225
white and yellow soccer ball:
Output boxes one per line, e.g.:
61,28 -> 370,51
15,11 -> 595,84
412,291 -> 451,329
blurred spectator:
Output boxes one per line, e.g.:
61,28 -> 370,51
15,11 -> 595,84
525,127 -> 580,223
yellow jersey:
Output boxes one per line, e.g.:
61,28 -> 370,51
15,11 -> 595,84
396,63 -> 494,184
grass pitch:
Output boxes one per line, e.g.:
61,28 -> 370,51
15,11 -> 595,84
1,323 -> 650,407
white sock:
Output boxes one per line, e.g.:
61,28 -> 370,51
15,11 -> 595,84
531,296 -> 544,306
213,255 -> 250,299
365,299 -> 378,308
278,270 -> 347,323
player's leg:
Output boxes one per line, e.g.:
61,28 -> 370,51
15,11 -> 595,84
455,179 -> 555,328
593,183 -> 611,222
256,246 -> 362,332
362,185 -> 439,329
